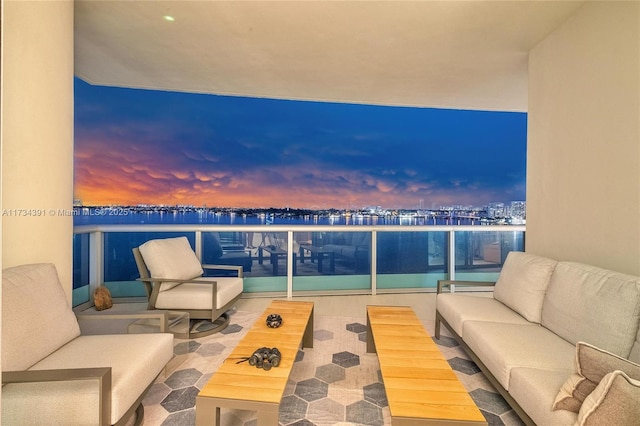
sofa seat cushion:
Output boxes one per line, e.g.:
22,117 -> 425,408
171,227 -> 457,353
2,263 -> 81,371
509,367 -> 577,426
464,321 -> 575,390
436,294 -> 531,338
493,251 -> 557,323
12,333 -> 174,425
155,277 -> 243,310
541,262 -> 640,358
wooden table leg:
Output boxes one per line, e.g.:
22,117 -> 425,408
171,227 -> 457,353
256,409 -> 279,425
195,396 -> 221,426
303,305 -> 314,348
366,310 -> 376,353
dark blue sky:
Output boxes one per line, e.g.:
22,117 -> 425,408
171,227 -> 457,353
74,78 -> 527,209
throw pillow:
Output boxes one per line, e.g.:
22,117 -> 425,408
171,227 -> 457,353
553,342 -> 640,412
575,371 -> 640,426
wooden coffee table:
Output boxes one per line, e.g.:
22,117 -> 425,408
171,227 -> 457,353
367,305 -> 487,425
196,300 -> 314,425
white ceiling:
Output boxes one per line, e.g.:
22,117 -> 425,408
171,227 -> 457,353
74,1 -> 585,112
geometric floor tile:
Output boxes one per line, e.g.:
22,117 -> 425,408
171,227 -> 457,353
364,382 -> 388,407
294,378 -> 329,402
449,356 -> 482,375
164,368 -> 203,389
346,400 -> 384,426
279,394 -> 308,424
221,323 -> 245,334
471,388 -> 513,416
346,322 -> 367,334
332,351 -> 360,368
436,335 -> 460,348
196,341 -> 227,357
314,328 -> 334,341
160,386 -> 200,412
315,363 -> 346,383
161,408 -> 195,426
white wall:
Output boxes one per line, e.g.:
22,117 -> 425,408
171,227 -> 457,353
527,1 -> 640,275
1,0 -> 75,298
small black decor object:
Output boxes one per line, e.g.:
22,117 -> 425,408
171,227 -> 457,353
266,313 -> 283,328
247,347 -> 282,371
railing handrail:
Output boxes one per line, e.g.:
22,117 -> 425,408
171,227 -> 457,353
74,224 -> 526,233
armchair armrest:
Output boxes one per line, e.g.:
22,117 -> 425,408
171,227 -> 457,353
3,367 -> 112,426
202,263 -> 243,278
437,280 -> 497,294
76,310 -> 171,332
136,277 -> 223,285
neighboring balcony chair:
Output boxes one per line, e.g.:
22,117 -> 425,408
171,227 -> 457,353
132,236 -> 244,338
1,263 -> 174,426
202,231 -> 253,273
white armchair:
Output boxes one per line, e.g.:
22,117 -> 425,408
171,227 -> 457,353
1,263 -> 174,426
133,236 -> 244,337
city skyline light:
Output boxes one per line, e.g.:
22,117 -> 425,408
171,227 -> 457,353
74,78 -> 527,209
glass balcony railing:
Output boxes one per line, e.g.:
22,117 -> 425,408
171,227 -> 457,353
72,224 -> 525,308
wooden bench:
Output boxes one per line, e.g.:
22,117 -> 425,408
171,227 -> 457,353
366,305 -> 487,426
196,300 -> 314,425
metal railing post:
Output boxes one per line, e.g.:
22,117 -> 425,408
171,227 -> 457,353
371,230 -> 377,295
89,231 -> 103,292
194,231 -> 202,261
287,230 -> 294,299
448,230 -> 456,292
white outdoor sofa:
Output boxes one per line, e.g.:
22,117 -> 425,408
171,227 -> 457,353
436,252 -> 640,425
2,263 -> 175,425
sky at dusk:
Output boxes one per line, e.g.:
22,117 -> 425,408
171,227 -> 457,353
74,78 -> 527,210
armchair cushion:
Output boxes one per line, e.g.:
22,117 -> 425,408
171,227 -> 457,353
2,263 -> 81,371
155,277 -> 243,310
138,236 -> 204,291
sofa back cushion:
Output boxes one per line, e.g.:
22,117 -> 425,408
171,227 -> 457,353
493,251 -> 557,323
541,262 -> 640,358
2,263 -> 81,371
139,236 -> 204,291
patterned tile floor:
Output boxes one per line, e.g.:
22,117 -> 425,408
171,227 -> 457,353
142,309 -> 525,426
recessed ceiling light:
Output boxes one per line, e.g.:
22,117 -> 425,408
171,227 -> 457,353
163,15 -> 175,22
